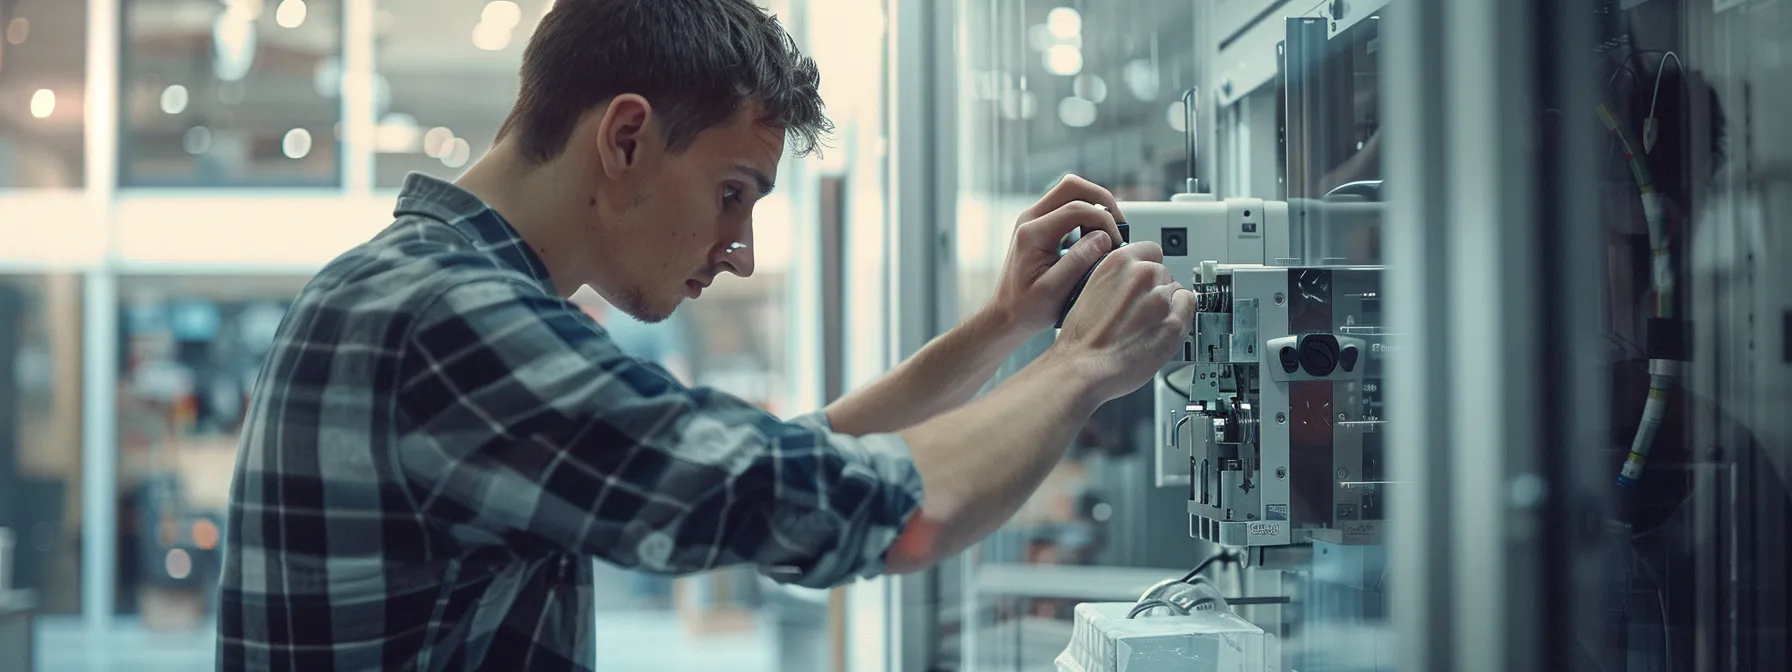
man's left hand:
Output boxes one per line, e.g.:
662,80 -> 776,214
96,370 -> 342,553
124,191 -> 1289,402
989,174 -> 1128,334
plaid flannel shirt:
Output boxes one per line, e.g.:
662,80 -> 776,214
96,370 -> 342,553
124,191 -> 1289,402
217,173 -> 924,671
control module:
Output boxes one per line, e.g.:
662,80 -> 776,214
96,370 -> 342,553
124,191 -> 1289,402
1170,264 -> 1389,548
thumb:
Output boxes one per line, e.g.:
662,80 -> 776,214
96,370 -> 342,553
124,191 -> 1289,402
1039,231 -> 1113,291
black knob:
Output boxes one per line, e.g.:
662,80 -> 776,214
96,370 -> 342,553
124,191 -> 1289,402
1299,334 -> 1340,377
1278,346 -> 1300,374
1339,345 -> 1360,373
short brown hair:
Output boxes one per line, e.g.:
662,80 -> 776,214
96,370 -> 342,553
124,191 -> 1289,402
496,0 -> 832,163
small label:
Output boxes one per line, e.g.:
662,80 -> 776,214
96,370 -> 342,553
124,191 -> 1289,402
1345,523 -> 1376,537
1267,504 -> 1289,521
1249,522 -> 1283,538
1336,503 -> 1359,520
1243,222 -> 1258,233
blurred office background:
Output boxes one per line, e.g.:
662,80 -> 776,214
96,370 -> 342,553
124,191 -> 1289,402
0,0 -> 892,669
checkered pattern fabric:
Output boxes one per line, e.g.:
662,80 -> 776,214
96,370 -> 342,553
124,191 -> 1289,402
217,173 -> 923,671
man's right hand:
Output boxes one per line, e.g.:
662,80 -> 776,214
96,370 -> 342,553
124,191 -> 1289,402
1040,241 -> 1195,405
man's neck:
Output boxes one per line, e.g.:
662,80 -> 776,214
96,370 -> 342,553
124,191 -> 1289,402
455,146 -> 591,297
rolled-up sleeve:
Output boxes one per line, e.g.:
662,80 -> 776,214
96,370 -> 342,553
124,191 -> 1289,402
394,278 -> 924,587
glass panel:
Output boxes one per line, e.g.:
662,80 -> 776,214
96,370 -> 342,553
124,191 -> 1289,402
372,0 -> 553,188
120,0 -> 343,187
0,0 -> 86,187
0,274 -> 83,615
1574,1 -> 1792,668
951,1 -> 1211,668
951,2 -> 1395,670
114,274 -> 308,629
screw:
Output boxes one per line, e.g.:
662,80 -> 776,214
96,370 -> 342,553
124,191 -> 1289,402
1247,513 -> 1257,520
1336,467 -> 1349,480
1274,293 -> 1286,306
1276,467 -> 1287,479
1275,412 -> 1287,424
1338,413 -> 1348,421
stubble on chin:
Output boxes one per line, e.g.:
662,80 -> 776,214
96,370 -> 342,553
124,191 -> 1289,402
615,287 -> 675,324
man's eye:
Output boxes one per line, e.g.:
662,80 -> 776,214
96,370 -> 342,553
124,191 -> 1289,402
723,186 -> 744,208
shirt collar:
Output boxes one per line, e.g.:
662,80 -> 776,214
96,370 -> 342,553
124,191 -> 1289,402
393,172 -> 557,294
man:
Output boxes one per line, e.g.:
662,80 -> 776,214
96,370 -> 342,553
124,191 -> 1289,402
216,0 -> 1194,669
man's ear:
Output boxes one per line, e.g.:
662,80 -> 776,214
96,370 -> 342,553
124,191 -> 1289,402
595,94 -> 653,178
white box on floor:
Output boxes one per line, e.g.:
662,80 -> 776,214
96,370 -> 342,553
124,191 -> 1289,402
1056,602 -> 1269,672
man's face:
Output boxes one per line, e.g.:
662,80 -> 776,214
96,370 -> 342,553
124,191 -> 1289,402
593,102 -> 783,323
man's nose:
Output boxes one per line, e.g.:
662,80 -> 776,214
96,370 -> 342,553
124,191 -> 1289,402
717,223 -> 755,278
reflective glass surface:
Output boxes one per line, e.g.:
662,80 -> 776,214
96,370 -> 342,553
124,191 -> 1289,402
0,0 -> 86,187
120,0 -> 343,187
373,0 -> 551,187
950,1 -> 1792,671
0,274 -> 83,615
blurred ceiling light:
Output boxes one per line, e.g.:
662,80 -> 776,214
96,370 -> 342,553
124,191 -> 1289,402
224,0 -> 265,22
1123,58 -> 1160,101
1028,22 -> 1081,53
283,128 -> 314,159
1045,45 -> 1082,76
1058,96 -> 1097,128
1046,7 -> 1081,40
1166,101 -> 1187,132
160,85 -> 191,115
424,127 -> 455,158
29,89 -> 54,119
1073,74 -> 1107,104
375,113 -> 422,153
165,549 -> 193,580
472,21 -> 512,51
483,1 -> 523,30
213,10 -> 259,82
276,0 -> 307,28
184,126 -> 214,154
442,138 -> 472,168
5,17 -> 28,44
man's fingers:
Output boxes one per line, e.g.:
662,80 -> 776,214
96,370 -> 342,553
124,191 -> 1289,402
1115,240 -> 1166,264
1037,230 -> 1114,291
1171,287 -> 1197,324
1020,201 -> 1118,252
1019,174 -> 1128,239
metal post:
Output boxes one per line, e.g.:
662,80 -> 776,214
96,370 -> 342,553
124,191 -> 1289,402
81,0 -> 121,632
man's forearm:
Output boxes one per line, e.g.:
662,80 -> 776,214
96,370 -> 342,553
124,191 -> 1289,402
823,305 -> 1034,436
884,354 -> 1099,572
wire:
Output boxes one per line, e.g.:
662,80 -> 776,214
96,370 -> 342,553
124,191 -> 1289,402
1658,586 -> 1672,671
1161,367 -> 1191,398
1126,598 -> 1188,619
1179,549 -> 1237,584
1643,51 -> 1684,152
